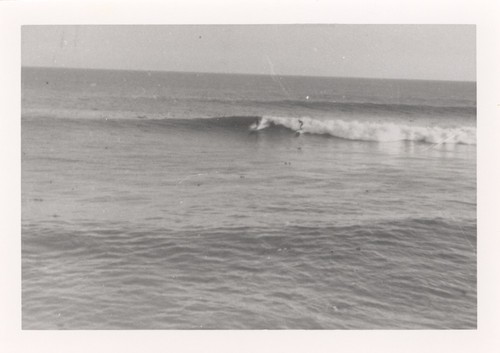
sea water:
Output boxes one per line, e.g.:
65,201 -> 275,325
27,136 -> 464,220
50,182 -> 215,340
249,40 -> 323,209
22,67 -> 476,329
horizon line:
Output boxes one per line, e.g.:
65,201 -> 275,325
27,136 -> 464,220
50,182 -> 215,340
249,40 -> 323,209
21,65 -> 477,84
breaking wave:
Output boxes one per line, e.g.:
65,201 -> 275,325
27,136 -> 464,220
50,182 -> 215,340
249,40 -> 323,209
22,107 -> 476,146
251,116 -> 476,145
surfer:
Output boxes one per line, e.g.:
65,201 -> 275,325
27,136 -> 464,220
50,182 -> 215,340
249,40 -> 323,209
250,117 -> 261,132
295,119 -> 304,136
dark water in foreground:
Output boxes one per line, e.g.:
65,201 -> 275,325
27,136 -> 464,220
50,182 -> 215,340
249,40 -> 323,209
22,68 -> 476,329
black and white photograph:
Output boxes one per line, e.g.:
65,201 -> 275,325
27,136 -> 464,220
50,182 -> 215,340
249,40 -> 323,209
2,0 -> 500,351
20,23 -> 477,330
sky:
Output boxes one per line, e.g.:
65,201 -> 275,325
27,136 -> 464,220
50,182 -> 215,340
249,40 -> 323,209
22,25 -> 475,81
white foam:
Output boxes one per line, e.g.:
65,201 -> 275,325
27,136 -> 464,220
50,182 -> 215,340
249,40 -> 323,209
258,116 -> 476,145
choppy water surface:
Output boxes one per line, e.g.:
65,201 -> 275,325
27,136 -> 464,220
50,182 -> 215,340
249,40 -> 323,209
22,68 -> 476,329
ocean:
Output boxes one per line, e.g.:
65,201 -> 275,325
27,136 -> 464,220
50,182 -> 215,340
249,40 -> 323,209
21,67 -> 476,329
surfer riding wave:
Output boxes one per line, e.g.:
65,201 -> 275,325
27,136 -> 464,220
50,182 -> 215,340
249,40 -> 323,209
296,119 -> 304,136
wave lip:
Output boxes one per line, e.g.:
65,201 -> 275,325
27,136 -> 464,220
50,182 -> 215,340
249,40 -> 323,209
254,116 -> 476,145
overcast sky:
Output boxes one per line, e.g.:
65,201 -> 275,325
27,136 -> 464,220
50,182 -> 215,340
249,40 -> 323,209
22,25 -> 475,81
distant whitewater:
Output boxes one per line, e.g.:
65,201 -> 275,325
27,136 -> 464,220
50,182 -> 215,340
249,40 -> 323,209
22,68 -> 476,329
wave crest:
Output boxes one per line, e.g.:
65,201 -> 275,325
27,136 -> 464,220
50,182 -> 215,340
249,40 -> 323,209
253,116 -> 476,145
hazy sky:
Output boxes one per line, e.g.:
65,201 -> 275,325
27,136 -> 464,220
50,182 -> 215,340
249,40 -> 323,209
22,25 -> 475,81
